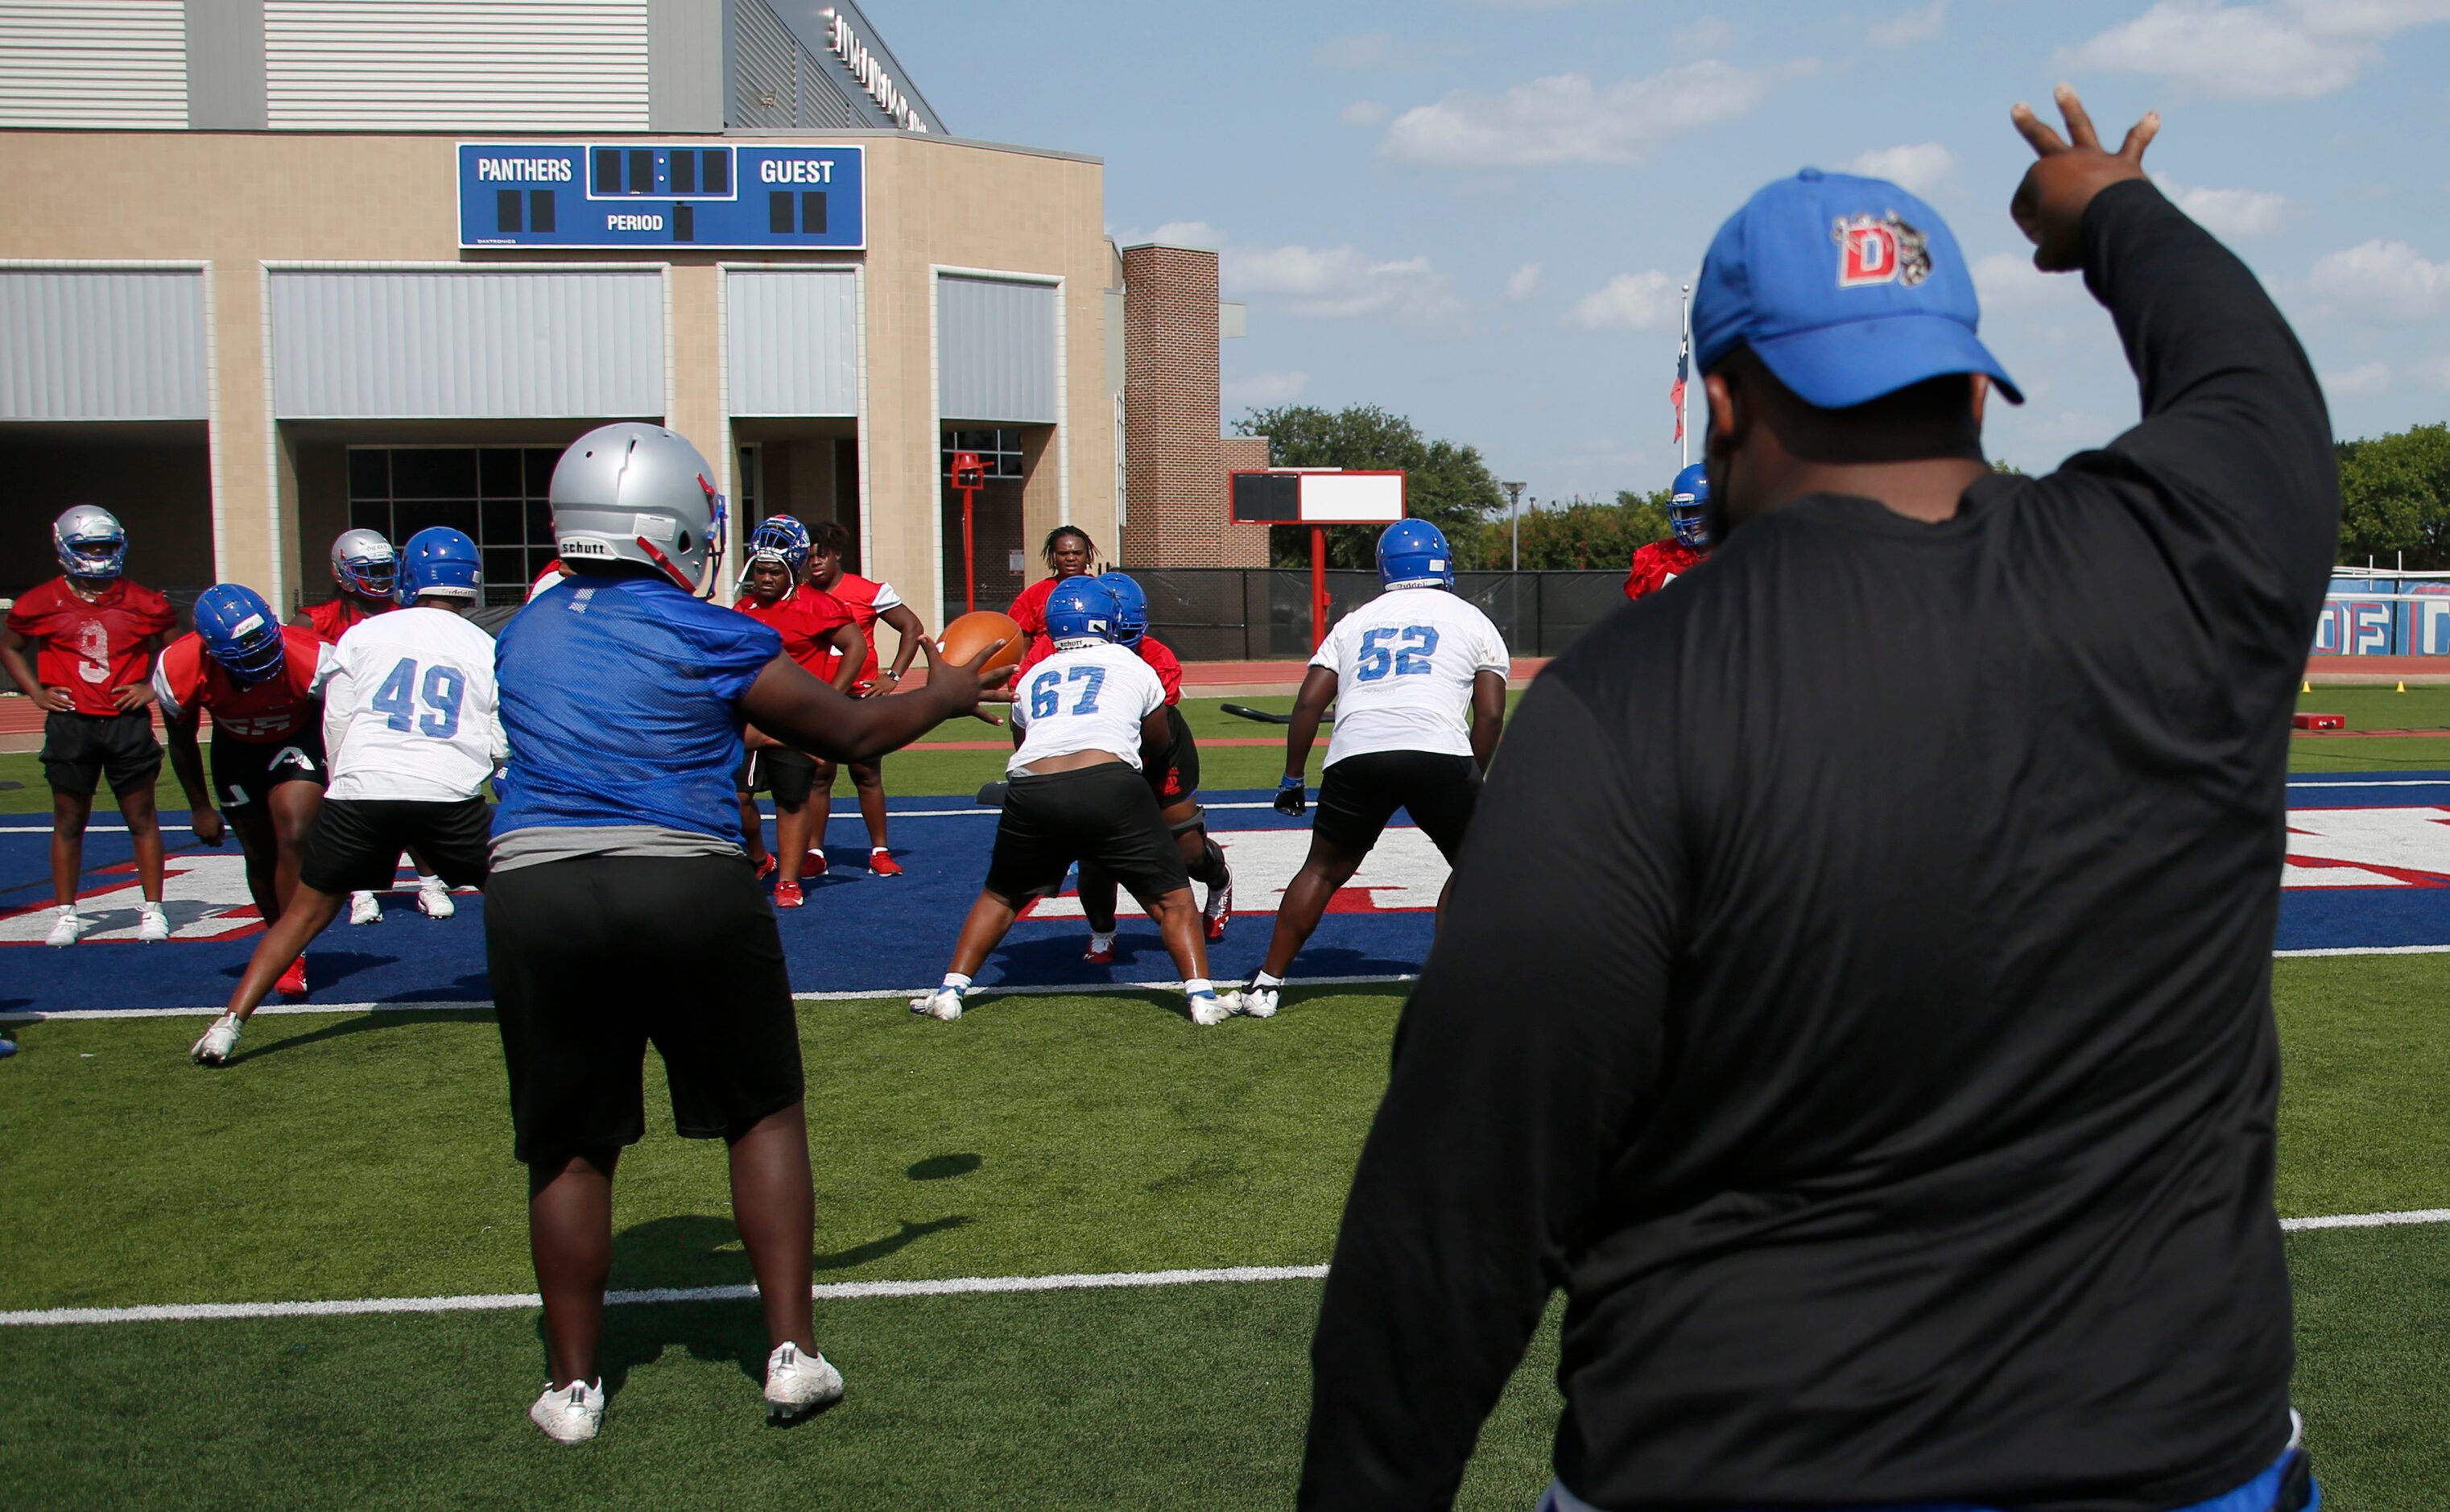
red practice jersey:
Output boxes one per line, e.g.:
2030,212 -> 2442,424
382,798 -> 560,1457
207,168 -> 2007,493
820,571 -> 906,692
151,625 -> 328,742
734,584 -> 853,679
301,595 -> 391,646
5,576 -> 177,715
1017,633 -> 1184,705
1623,540 -> 1708,601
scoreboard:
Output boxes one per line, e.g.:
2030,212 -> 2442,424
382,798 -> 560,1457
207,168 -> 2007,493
457,143 -> 866,250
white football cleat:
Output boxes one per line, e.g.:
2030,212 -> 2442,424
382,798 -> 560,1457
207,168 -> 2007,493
529,1378 -> 605,1444
348,890 -> 382,926
911,987 -> 965,1022
135,902 -> 171,944
1188,990 -> 1232,1027
43,907 -> 84,948
762,1342 -> 844,1423
190,1012 -> 242,1066
416,880 -> 456,919
1235,983 -> 1279,1020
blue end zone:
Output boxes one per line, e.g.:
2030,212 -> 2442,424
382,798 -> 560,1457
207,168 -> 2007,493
3,775 -> 2446,1015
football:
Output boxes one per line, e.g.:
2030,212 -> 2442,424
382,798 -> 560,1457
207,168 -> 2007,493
936,609 -> 1025,676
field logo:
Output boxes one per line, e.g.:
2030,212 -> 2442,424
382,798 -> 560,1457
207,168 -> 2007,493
1834,212 -> 1932,288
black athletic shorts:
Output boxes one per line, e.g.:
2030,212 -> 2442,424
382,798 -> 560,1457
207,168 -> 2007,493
1313,750 -> 1482,860
212,732 -> 328,810
298,796 -> 492,895
736,745 -> 816,805
40,709 -> 160,799
986,761 -> 1191,905
486,853 -> 804,1165
1151,704 -> 1200,806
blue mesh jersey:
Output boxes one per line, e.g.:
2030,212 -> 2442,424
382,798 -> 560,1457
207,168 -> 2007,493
494,574 -> 781,843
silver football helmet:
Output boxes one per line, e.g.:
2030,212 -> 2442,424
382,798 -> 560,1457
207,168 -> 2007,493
547,423 -> 728,597
53,504 -> 127,579
330,527 -> 398,599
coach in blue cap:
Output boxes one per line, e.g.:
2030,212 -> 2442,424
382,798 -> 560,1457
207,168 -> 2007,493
1303,87 -> 2334,1512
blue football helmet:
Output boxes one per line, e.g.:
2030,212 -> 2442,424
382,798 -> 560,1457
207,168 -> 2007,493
331,528 -> 398,601
746,514 -> 813,577
193,584 -> 287,685
1097,572 -> 1149,646
53,505 -> 127,580
399,527 -> 482,603
1376,518 -> 1454,590
1668,463 -> 1711,551
1044,576 -> 1122,647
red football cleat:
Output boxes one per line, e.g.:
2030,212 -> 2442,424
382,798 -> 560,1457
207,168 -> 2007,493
1083,942 -> 1116,965
804,850 -> 829,878
1204,914 -> 1228,942
752,853 -> 777,882
868,849 -> 903,878
275,957 -> 308,998
774,879 -> 805,909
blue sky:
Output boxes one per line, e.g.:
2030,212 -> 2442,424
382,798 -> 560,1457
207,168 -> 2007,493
882,0 -> 2450,503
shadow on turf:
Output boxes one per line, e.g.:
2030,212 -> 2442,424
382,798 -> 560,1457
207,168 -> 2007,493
217,1006 -> 482,1065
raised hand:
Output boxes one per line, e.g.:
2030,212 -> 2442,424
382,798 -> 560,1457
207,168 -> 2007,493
2010,83 -> 2159,272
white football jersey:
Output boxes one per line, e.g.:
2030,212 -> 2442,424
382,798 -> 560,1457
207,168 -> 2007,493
1008,642 -> 1165,775
322,607 -> 506,801
1312,586 -> 1510,766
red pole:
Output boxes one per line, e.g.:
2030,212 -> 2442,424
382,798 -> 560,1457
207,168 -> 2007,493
961,485 -> 977,615
1310,525 -> 1328,652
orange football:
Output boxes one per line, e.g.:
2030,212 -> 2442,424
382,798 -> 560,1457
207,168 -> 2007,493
936,610 -> 1024,675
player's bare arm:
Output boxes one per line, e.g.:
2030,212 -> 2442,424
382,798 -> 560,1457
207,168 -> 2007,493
1282,665 -> 1337,782
827,621 -> 867,694
877,601 -> 927,682
741,636 -> 1009,764
0,623 -> 71,713
159,703 -> 226,847
1469,669 -> 1506,774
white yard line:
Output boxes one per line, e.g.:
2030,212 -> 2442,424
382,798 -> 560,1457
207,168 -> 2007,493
2272,944 -> 2450,958
4,1213 -> 2439,1329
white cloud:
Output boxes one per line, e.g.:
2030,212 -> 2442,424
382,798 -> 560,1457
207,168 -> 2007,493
1505,262 -> 1543,300
1379,60 -> 1786,167
1870,0 -> 1950,44
1845,142 -> 1955,194
2323,361 -> 2394,395
1315,31 -> 1393,68
1568,271 -> 1680,332
2308,238 -> 2450,317
1671,17 -> 1738,52
1339,100 -> 1390,127
1137,220 -> 1224,250
2063,0 -> 2450,101
1222,371 -> 1311,410
1222,242 -> 1460,324
2152,176 -> 2293,238
1973,251 -> 2083,311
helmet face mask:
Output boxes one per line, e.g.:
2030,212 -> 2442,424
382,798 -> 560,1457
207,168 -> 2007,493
1667,462 -> 1713,551
194,584 -> 286,685
331,528 -> 398,601
1044,577 -> 1122,648
742,515 -> 812,598
1375,518 -> 1455,591
548,423 -> 729,597
53,505 -> 127,581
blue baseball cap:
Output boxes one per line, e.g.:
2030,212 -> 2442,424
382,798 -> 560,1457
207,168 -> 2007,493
1692,168 -> 2020,410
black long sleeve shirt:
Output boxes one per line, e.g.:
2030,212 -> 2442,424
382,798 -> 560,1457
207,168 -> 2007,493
1300,181 -> 2339,1511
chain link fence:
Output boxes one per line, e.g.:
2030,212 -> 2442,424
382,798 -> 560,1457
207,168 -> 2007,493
1131,568 -> 1625,661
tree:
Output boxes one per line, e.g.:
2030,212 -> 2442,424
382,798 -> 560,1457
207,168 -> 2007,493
1232,404 -> 1506,568
2335,423 -> 2450,570
1468,490 -> 1672,569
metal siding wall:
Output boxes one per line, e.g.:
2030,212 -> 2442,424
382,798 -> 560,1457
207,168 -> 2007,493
647,0 -> 721,132
0,1 -> 187,126
0,268 -> 206,420
266,268 -> 663,419
729,0 -> 792,129
727,269 -> 857,417
264,0 -> 648,130
937,276 -> 1056,426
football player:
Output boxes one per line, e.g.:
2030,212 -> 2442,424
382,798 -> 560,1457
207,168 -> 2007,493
916,577 -> 1228,1025
190,527 -> 502,1064
1234,519 -> 1510,1018
1,506 -> 177,948
804,519 -> 928,877
1014,572 -> 1233,959
1622,463 -> 1713,601
1006,525 -> 1100,660
300,528 -> 460,926
729,515 -> 866,907
157,585 -> 334,996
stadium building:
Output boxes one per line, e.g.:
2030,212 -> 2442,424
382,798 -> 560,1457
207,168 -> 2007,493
0,0 -> 1260,621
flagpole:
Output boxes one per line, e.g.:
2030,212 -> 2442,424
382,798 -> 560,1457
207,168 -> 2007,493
1679,283 -> 1692,469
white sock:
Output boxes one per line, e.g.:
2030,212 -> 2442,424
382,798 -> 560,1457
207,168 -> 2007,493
1184,978 -> 1214,998
1252,970 -> 1283,989
55,904 -> 78,918
416,872 -> 444,889
871,845 -> 889,854
1088,930 -> 1115,952
940,972 -> 973,995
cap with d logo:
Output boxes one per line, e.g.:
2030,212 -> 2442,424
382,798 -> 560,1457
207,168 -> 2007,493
1692,167 -> 2021,411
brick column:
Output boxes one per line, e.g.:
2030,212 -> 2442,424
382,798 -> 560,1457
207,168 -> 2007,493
1119,244 -> 1266,568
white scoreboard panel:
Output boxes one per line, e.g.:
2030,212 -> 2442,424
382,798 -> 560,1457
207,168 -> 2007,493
1229,469 -> 1406,525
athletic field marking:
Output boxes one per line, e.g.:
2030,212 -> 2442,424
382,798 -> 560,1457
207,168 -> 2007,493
0,1265 -> 1333,1328
0,804 -> 1295,834
2273,944 -> 2450,958
2286,779 -> 2450,788
6,1213 -> 2442,1328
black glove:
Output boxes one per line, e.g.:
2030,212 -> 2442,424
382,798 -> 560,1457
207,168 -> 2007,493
1274,775 -> 1307,817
